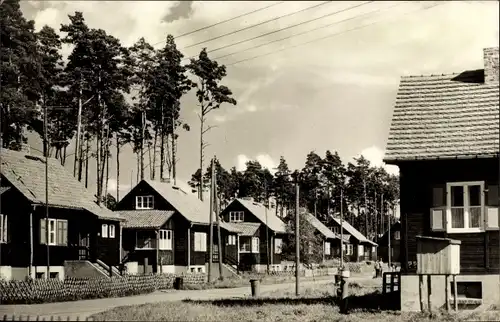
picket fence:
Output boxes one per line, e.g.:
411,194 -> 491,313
2,315 -> 96,321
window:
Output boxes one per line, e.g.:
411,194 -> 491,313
331,226 -> 340,234
226,235 -> 236,245
274,238 -> 282,254
49,272 -> 59,279
109,224 -> 115,238
358,245 -> 364,257
394,231 -> 400,240
343,243 -> 353,255
101,224 -> 108,238
194,232 -> 207,252
40,219 -> 67,246
251,237 -> 260,253
324,242 -> 331,255
229,211 -> 244,222
0,214 -> 7,243
159,230 -> 172,250
240,237 -> 251,252
36,272 -> 45,279
447,182 -> 484,232
136,195 -> 154,210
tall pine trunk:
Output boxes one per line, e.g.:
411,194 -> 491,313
105,146 -> 110,207
85,138 -> 89,188
140,111 -> 145,181
159,104 -> 165,180
171,108 -> 177,185
116,136 -> 120,202
152,129 -> 158,180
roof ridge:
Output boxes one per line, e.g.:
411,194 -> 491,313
403,72 -> 463,79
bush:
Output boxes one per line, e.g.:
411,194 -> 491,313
0,273 -> 207,305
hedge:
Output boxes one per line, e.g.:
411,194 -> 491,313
0,273 -> 207,305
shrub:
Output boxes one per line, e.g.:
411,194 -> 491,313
0,273 -> 206,305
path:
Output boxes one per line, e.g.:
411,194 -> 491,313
0,277 -> 373,320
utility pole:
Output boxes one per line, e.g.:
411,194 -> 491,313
389,203 -> 394,268
265,181 -> 270,273
44,105 -> 50,279
214,157 -> 223,280
380,193 -> 384,244
208,157 -> 214,283
295,176 -> 300,296
340,187 -> 344,271
73,76 -> 83,178
363,178 -> 368,238
374,190 -> 377,243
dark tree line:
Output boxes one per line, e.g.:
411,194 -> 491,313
0,0 -> 236,204
189,151 -> 400,241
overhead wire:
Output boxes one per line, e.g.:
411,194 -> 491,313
181,1 -> 334,50
225,2 -> 446,67
211,1 -> 403,62
171,1 -> 286,40
182,1 -> 374,61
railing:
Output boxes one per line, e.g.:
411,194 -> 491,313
135,238 -> 157,250
223,254 -> 239,273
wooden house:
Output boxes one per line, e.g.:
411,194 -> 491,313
384,47 -> 500,310
328,215 -> 378,262
0,148 -> 124,281
303,211 -> 339,261
377,221 -> 401,264
115,179 -> 241,277
219,198 -> 287,272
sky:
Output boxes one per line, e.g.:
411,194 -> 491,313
19,0 -> 499,198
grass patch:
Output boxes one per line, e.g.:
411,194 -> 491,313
91,279 -> 500,321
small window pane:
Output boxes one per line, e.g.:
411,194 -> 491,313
451,208 -> 465,228
451,186 -> 464,207
469,207 -> 481,228
468,185 -> 481,207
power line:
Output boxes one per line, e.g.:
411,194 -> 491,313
211,1 -> 403,62
226,2 -> 445,67
172,2 -> 286,40
182,1 -> 334,50
184,1 -> 374,61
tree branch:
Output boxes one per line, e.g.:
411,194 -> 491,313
202,125 -> 217,135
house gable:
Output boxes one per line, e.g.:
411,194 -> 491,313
116,181 -> 174,212
220,200 -> 262,225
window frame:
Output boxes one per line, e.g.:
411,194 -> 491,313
158,229 -> 173,250
135,195 -> 154,210
394,231 -> 401,240
229,211 -> 244,223
226,235 -> 236,246
0,214 -> 7,243
109,224 -> 115,238
194,232 -> 207,252
40,218 -> 67,246
343,243 -> 353,255
101,224 -> 109,238
324,241 -> 331,256
251,237 -> 260,253
239,236 -> 251,253
446,181 -> 485,233
274,238 -> 282,254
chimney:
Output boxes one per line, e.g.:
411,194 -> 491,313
241,197 -> 253,202
484,47 -> 499,84
160,177 -> 171,184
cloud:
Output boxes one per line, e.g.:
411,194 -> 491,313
107,178 -> 131,194
236,154 -> 277,174
161,1 -> 194,23
359,146 -> 399,175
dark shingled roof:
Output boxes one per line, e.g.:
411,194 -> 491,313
384,70 -> 499,163
1,149 -> 122,221
120,210 -> 175,229
226,222 -> 261,236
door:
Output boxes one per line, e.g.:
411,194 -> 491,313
79,233 -> 90,260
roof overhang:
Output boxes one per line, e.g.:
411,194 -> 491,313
384,153 -> 499,165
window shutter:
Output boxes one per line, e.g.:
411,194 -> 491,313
62,221 -> 68,245
57,221 -> 63,245
40,219 -> 46,244
487,185 -> 498,206
432,185 -> 446,207
486,207 -> 499,230
430,209 -> 445,231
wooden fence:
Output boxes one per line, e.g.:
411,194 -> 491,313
2,316 -> 96,321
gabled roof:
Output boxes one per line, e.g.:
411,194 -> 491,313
227,222 -> 260,236
303,212 -> 337,240
378,221 -> 401,246
329,215 -> 377,246
232,198 -> 287,233
0,149 -> 121,221
127,180 -> 240,233
120,210 -> 175,229
384,70 -> 499,163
